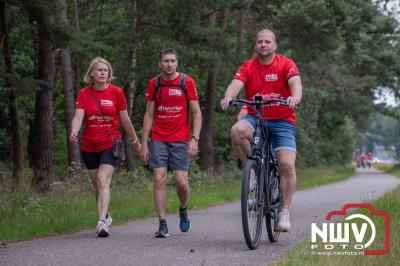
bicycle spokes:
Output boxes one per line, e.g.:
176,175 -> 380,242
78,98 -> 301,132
266,165 -> 280,242
247,169 -> 257,211
241,160 -> 264,249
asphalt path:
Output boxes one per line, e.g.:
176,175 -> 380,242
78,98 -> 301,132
1,168 -> 399,266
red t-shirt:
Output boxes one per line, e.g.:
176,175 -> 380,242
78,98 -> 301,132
233,54 -> 300,124
76,84 -> 127,152
145,73 -> 198,142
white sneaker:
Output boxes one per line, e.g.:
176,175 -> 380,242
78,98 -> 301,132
105,212 -> 112,227
277,209 -> 291,232
96,220 -> 109,237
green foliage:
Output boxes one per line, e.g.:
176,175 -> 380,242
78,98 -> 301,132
1,0 -> 400,176
320,116 -> 356,165
368,113 -> 400,150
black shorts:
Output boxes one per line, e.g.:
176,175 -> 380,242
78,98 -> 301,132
81,148 -> 118,170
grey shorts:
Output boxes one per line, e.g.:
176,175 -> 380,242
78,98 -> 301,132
149,141 -> 189,171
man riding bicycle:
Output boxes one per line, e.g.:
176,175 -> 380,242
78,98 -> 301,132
220,29 -> 303,232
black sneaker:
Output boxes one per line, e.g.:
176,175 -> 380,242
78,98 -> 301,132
155,220 -> 169,238
179,207 -> 191,232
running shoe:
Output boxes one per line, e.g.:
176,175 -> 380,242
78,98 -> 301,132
276,209 -> 291,232
96,220 -> 110,238
179,207 -> 191,233
105,212 -> 112,227
155,220 -> 169,238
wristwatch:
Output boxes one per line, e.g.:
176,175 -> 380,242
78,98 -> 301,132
128,138 -> 140,145
192,135 -> 200,141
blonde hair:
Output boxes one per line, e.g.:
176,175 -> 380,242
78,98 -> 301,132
83,57 -> 116,84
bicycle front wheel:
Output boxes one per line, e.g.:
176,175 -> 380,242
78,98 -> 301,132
241,159 -> 264,250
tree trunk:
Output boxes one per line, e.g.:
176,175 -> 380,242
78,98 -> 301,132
199,7 -> 229,171
26,3 -> 56,192
199,62 -> 218,171
0,1 -> 23,189
72,0 -> 81,93
58,0 -> 82,181
31,30 -> 55,191
123,0 -> 140,171
316,100 -> 326,130
236,6 -> 245,60
234,4 -> 246,168
72,0 -> 80,32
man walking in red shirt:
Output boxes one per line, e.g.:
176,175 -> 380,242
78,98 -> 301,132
221,29 -> 303,232
141,48 -> 202,238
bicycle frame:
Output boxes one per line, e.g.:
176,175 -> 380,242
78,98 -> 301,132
247,111 -> 281,214
247,114 -> 268,211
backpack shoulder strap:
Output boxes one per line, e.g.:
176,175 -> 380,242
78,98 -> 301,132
153,74 -> 163,101
179,73 -> 190,125
179,73 -> 187,94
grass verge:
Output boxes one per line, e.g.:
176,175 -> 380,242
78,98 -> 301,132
0,166 -> 242,243
375,163 -> 400,176
297,165 -> 354,189
0,164 -> 354,243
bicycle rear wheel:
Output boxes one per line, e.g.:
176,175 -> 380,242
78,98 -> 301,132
241,159 -> 264,250
265,165 -> 280,242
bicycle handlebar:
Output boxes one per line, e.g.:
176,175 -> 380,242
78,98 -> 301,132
229,97 -> 289,107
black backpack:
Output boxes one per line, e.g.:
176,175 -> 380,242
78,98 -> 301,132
154,73 -> 190,124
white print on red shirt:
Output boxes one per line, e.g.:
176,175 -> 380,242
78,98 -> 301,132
264,92 -> 281,98
168,88 -> 183,96
87,115 -> 113,121
87,115 -> 114,128
157,105 -> 183,113
261,93 -> 281,107
265,74 -> 278,81
101,99 -> 114,106
158,114 -> 181,119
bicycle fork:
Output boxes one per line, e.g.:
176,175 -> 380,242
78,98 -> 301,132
257,161 -> 266,209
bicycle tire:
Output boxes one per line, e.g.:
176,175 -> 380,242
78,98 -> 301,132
241,159 -> 264,250
265,156 -> 280,242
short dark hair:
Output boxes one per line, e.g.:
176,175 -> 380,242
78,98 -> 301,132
159,48 -> 179,61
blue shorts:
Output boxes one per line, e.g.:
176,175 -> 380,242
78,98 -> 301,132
242,115 -> 296,153
149,141 -> 189,171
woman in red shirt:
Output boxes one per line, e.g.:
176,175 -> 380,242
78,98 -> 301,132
70,57 -> 141,237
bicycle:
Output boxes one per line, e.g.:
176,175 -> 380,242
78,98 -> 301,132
229,96 -> 288,250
